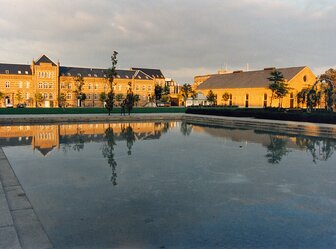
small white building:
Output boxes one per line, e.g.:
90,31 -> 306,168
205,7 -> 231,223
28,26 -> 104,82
186,92 -> 210,107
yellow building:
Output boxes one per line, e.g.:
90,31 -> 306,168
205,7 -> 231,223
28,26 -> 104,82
196,66 -> 317,108
0,55 -> 161,107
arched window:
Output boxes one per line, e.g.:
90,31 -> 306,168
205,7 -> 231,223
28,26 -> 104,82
49,93 -> 53,100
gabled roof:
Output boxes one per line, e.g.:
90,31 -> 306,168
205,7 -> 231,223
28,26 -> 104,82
131,67 -> 165,79
35,55 -> 56,66
197,66 -> 306,90
0,63 -> 32,75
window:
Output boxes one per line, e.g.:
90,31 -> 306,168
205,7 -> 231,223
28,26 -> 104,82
77,73 -> 81,76
148,86 -> 152,91
38,82 -> 43,88
263,93 -> 267,108
44,93 -> 48,99
44,82 -> 48,88
49,83 -> 53,89
229,94 -> 232,106
25,71 -> 28,75
136,85 -> 139,91
18,81 -> 22,88
245,94 -> 249,108
49,93 -> 53,100
118,85 -> 122,91
68,83 -> 72,89
146,76 -> 149,79
5,81 -> 10,88
138,76 -> 141,79
94,74 -> 97,77
61,73 -> 65,76
26,93 -> 30,100
26,82 -> 30,88
88,74 -> 91,77
103,74 -> 106,78
88,94 -> 92,100
142,85 -> 146,91
95,84 -> 98,89
125,75 -> 129,79
303,75 -> 307,82
94,94 -> 98,100
67,93 -> 72,100
117,75 -> 120,78
61,82 -> 65,88
42,72 -> 45,78
88,84 -> 92,90
5,70 -> 9,74
67,73 -> 71,76
18,71 -> 21,74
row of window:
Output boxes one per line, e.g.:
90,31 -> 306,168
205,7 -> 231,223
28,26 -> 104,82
38,82 -> 53,89
38,72 -> 53,78
5,81 -> 30,88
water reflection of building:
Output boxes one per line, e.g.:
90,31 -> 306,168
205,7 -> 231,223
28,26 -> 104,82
0,122 -> 176,156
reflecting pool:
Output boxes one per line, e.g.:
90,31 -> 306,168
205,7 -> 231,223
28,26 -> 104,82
1,121 -> 336,248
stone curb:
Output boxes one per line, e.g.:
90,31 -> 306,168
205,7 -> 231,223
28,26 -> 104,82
0,148 -> 54,249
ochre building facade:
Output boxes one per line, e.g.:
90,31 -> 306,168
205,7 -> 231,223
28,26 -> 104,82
0,55 -> 165,107
196,66 -> 317,108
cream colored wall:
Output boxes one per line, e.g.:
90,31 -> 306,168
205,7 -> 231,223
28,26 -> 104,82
198,67 -> 317,108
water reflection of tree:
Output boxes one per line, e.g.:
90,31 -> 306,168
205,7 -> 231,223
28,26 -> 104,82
72,127 -> 85,151
180,121 -> 193,136
121,125 -> 136,155
102,126 -> 118,185
296,137 -> 336,163
265,135 -> 290,164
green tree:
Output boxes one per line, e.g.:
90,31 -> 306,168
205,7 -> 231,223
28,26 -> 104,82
105,51 -> 118,115
133,94 -> 140,106
35,93 -> 44,107
121,125 -> 136,155
16,91 -> 23,104
180,121 -> 193,136
265,136 -> 290,164
125,89 -> 134,115
268,70 -> 290,108
206,90 -> 217,105
180,83 -> 192,106
99,92 -> 107,107
116,93 -> 124,106
154,84 -> 163,106
58,93 -> 67,108
0,92 -> 4,107
73,76 -> 85,107
297,87 -> 309,108
222,92 -> 230,106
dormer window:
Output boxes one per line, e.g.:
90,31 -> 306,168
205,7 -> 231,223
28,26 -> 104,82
125,75 -> 129,79
88,74 -> 91,77
94,74 -> 97,77
5,70 -> 9,74
146,76 -> 149,79
138,76 -> 141,79
103,74 -> 106,78
67,73 -> 71,76
61,73 -> 65,76
156,75 -> 159,77
18,71 -> 21,74
77,73 -> 81,77
117,75 -> 120,78
25,71 -> 28,74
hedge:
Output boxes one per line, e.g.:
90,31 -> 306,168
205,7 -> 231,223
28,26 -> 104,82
0,107 -> 187,115
186,107 -> 336,124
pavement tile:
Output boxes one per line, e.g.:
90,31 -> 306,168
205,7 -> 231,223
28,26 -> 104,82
0,158 -> 20,187
12,209 -> 53,249
6,186 -> 32,211
0,226 -> 22,249
0,193 -> 13,227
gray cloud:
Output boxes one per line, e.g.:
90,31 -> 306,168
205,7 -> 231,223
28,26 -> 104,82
0,0 -> 335,83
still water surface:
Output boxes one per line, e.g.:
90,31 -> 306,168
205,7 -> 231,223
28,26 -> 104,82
1,121 -> 336,249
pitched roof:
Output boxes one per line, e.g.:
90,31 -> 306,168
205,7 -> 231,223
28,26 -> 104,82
0,63 -> 32,75
131,67 -> 165,79
60,67 -> 146,80
197,66 -> 306,90
35,55 -> 56,66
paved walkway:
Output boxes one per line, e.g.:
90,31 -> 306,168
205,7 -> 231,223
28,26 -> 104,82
0,148 -> 53,249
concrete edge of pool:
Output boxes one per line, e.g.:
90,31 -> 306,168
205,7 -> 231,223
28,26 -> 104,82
0,148 -> 54,249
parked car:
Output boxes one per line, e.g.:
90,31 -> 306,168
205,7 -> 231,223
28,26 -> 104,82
16,103 -> 26,108
157,102 -> 171,107
6,103 -> 13,108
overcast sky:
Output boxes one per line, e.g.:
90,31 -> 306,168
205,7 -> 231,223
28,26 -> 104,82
0,0 -> 335,83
